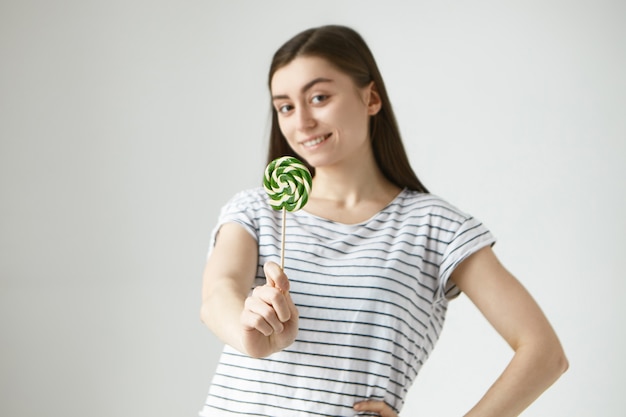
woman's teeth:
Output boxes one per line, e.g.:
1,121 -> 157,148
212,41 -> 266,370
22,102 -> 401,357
303,134 -> 329,147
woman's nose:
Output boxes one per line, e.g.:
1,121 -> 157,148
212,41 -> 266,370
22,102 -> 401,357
296,107 -> 316,130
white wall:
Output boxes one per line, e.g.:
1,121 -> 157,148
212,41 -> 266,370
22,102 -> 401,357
1,1 -> 624,416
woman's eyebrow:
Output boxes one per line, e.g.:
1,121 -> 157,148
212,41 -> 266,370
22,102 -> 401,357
272,77 -> 333,100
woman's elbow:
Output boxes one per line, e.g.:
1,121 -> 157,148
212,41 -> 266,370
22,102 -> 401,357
540,339 -> 569,382
554,347 -> 569,376
199,298 -> 213,328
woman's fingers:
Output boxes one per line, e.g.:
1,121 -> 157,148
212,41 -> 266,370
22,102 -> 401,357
257,284 -> 292,323
284,290 -> 299,321
353,400 -> 397,417
241,293 -> 281,335
241,284 -> 292,335
239,260 -> 300,355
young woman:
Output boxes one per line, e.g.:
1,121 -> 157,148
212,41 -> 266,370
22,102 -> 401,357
199,25 -> 567,417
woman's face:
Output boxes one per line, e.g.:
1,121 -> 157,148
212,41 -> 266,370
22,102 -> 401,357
270,56 -> 380,169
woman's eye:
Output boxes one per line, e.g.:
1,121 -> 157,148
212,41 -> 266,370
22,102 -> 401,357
278,104 -> 293,114
311,95 -> 328,104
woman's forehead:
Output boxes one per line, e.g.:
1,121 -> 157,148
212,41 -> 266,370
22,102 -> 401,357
270,56 -> 348,93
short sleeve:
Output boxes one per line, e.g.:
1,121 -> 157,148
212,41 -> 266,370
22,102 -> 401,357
207,190 -> 261,257
438,216 -> 496,300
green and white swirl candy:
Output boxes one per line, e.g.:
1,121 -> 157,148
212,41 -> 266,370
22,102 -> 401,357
263,156 -> 312,212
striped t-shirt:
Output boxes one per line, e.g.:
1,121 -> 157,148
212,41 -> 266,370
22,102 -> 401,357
200,187 -> 495,417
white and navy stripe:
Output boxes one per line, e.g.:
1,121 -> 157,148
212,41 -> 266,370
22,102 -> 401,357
200,188 -> 495,416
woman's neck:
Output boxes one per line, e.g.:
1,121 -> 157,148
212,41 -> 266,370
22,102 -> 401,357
304,155 -> 402,224
311,167 -> 398,206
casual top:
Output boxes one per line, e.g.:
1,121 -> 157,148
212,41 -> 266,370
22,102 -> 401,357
200,187 -> 496,417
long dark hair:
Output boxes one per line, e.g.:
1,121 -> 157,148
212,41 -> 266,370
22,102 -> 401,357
267,25 -> 428,193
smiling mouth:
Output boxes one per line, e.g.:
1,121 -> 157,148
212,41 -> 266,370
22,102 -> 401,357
302,133 -> 331,147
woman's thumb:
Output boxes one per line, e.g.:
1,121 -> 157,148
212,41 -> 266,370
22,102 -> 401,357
263,261 -> 290,292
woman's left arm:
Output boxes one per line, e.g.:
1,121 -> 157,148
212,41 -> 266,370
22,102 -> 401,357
451,246 -> 568,417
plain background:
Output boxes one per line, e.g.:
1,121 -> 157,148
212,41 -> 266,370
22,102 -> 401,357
1,0 -> 624,416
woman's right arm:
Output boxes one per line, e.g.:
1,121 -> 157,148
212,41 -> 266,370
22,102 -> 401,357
200,222 -> 298,358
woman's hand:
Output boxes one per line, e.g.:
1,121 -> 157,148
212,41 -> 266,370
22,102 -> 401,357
239,261 -> 299,357
354,400 -> 398,416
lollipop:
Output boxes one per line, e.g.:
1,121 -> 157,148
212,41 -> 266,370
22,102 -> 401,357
263,156 -> 312,269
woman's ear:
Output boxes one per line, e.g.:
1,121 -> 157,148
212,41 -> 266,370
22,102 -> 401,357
365,82 -> 382,116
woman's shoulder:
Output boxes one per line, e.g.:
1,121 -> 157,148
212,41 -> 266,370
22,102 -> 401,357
394,190 -> 495,251
215,187 -> 275,230
395,189 -> 474,222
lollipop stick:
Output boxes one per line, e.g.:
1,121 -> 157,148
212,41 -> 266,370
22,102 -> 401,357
280,207 -> 286,270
